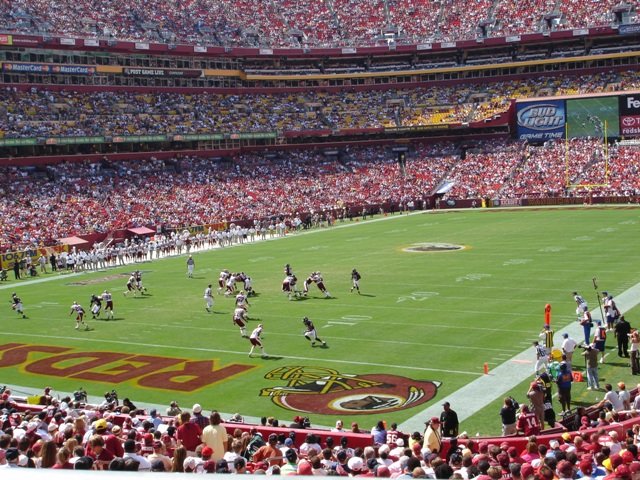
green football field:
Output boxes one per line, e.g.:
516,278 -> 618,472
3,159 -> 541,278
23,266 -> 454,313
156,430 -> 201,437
3,207 -> 640,436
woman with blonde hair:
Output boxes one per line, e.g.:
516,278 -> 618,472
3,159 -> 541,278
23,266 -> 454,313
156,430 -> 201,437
52,447 -> 73,469
171,446 -> 187,473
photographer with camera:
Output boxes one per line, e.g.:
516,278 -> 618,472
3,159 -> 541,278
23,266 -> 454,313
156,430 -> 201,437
581,343 -> 600,390
100,390 -> 119,410
74,388 -> 88,404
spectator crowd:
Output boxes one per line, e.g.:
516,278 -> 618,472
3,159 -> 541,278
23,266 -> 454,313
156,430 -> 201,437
0,0 -> 630,47
1,71 -> 638,139
4,380 -> 640,476
1,137 -> 639,252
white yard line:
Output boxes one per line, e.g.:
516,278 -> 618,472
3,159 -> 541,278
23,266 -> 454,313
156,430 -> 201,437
1,331 -> 480,376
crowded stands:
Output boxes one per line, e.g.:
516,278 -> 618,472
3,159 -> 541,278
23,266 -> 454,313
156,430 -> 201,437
3,379 -> 640,474
1,138 -> 639,252
0,71 -> 638,139
0,0 -> 633,47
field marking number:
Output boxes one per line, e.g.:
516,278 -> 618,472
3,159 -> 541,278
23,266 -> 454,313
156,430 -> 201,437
396,291 -> 439,303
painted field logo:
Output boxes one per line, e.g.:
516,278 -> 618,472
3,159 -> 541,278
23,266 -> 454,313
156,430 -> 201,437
404,242 -> 464,253
260,366 -> 439,415
0,343 -> 256,392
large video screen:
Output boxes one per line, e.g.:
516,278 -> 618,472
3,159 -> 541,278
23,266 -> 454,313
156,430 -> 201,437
566,96 -> 619,139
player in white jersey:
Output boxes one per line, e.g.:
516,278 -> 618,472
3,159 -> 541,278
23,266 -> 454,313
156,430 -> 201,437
225,273 -> 238,296
312,272 -> 331,298
243,275 -> 254,296
302,317 -> 326,347
70,301 -> 88,330
102,290 -> 114,320
204,284 -> 214,313
233,307 -> 249,338
235,291 -> 250,310
124,274 -> 137,296
248,324 -> 267,358
218,269 -> 230,294
573,292 -> 588,316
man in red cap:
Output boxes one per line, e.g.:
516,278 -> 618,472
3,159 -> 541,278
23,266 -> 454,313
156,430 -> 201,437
422,417 -> 442,453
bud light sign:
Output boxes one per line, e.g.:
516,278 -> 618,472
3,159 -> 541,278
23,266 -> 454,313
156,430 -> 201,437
516,100 -> 565,140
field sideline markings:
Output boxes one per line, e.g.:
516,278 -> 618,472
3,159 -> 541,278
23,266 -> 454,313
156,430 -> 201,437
19,320 -> 521,354
398,280 -> 640,433
0,212 -> 422,292
0,331 -> 481,376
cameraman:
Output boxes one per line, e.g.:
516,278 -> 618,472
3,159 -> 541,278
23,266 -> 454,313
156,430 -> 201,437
582,343 -> 600,390
100,390 -> 119,410
74,388 -> 88,404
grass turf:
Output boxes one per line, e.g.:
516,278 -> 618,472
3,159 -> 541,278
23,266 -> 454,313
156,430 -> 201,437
2,206 -> 640,436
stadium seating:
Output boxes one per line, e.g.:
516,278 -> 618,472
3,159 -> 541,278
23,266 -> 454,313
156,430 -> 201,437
0,71 -> 638,139
0,0 -> 630,47
2,138 -> 639,252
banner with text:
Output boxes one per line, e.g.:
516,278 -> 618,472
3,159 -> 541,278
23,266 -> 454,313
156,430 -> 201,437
516,99 -> 566,140
619,94 -> 640,137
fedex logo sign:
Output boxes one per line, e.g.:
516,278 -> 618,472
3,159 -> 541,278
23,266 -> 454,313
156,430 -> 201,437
627,97 -> 640,110
620,94 -> 640,116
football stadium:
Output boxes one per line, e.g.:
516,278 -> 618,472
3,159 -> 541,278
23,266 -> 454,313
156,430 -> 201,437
1,0 -> 640,476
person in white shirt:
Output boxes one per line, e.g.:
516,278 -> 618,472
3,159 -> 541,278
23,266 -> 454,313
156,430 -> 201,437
123,439 -> 151,471
204,284 -> 213,313
599,383 -> 624,411
561,333 -> 578,367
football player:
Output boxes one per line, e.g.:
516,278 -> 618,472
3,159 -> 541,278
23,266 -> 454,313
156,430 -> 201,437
70,301 -> 88,330
204,284 -> 214,313
134,270 -> 147,294
303,317 -> 326,347
236,290 -> 250,310
218,269 -> 230,294
248,324 -> 268,358
243,275 -> 254,296
282,274 -> 300,300
233,306 -> 249,338
124,273 -> 137,296
313,272 -> 331,298
350,268 -> 361,294
102,290 -> 114,320
90,293 -> 102,319
11,293 -> 26,319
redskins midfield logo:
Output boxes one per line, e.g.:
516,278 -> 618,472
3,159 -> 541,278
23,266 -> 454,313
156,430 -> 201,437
260,366 -> 439,415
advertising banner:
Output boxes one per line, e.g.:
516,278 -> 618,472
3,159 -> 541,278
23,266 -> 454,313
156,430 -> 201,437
0,245 -> 68,270
2,62 -> 95,75
123,67 -> 201,77
619,94 -> 640,137
515,99 -> 565,140
619,24 -> 640,35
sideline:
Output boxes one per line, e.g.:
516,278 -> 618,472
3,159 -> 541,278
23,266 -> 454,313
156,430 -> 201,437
0,211 -> 418,291
398,283 -> 640,433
